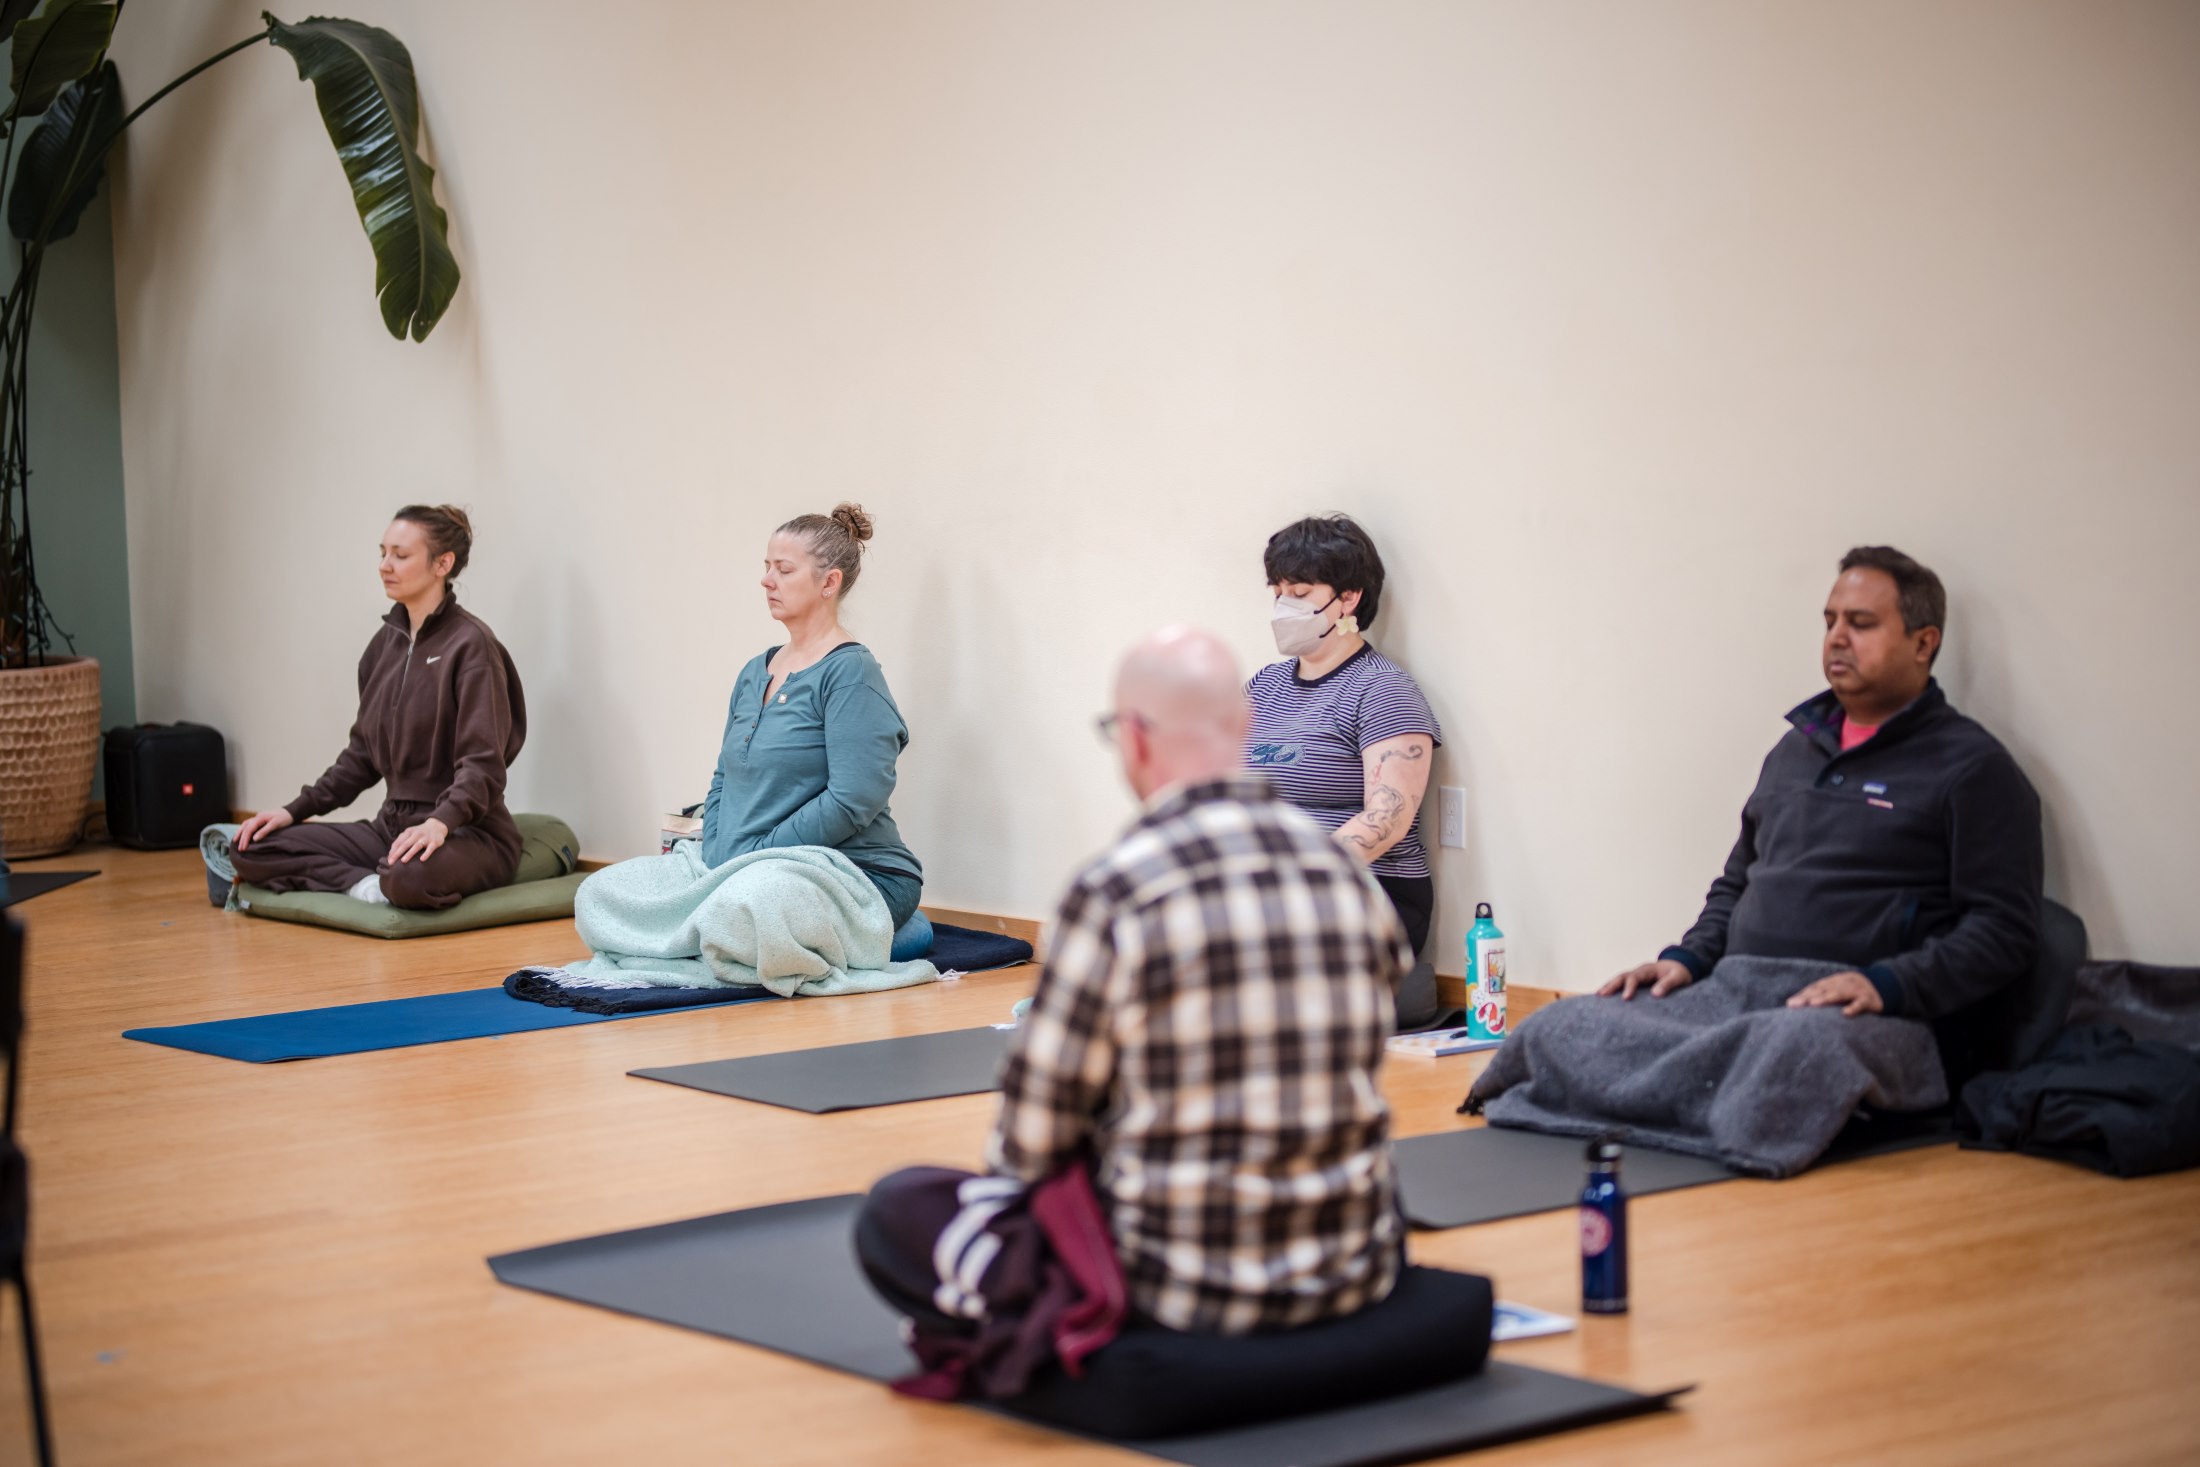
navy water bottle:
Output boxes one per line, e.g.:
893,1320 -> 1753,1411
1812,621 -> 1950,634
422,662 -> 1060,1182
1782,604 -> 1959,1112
1580,1137 -> 1628,1314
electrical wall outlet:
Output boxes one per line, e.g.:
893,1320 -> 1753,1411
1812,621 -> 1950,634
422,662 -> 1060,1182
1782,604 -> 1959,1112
1438,786 -> 1466,848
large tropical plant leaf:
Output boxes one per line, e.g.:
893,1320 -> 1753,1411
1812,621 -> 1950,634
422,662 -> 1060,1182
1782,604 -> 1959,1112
8,58 -> 119,243
7,0 -> 114,116
266,12 -> 458,341
0,0 -> 42,46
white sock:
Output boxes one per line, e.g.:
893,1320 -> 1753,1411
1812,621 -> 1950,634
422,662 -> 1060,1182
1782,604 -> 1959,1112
347,873 -> 389,905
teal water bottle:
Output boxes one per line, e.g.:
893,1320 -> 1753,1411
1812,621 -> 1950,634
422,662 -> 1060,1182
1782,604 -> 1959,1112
1465,902 -> 1508,1041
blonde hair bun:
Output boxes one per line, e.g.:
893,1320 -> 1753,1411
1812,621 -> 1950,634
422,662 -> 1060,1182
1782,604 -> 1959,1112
830,502 -> 874,543
777,504 -> 875,597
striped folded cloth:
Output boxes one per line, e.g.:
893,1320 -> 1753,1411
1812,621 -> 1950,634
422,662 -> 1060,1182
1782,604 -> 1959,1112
199,822 -> 242,882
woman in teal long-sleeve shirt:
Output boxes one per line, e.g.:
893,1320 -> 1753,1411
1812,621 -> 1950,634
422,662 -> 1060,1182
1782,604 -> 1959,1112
701,503 -> 924,925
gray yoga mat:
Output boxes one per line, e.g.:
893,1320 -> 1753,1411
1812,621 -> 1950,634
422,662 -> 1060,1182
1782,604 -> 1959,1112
632,1026 -> 1015,1113
488,1192 -> 1682,1467
1397,1111 -> 1959,1230
0,870 -> 97,908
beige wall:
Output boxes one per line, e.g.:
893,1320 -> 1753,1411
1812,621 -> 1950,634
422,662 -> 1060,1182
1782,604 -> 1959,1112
108,2 -> 2200,987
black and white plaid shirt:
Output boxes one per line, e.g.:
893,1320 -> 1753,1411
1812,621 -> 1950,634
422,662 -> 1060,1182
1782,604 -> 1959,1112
986,773 -> 1411,1334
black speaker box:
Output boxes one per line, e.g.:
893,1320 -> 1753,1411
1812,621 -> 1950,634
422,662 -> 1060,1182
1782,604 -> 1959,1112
102,723 -> 231,850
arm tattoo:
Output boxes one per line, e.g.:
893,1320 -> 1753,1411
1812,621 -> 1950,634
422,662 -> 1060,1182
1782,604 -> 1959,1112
1370,743 -> 1428,778
1362,784 -> 1409,836
1339,738 -> 1430,857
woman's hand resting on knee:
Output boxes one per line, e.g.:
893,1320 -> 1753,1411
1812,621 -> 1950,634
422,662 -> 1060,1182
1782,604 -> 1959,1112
388,817 -> 449,864
233,808 -> 294,851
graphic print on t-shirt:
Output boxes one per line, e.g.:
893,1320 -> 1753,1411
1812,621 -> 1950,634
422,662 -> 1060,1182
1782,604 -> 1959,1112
1242,647 -> 1443,879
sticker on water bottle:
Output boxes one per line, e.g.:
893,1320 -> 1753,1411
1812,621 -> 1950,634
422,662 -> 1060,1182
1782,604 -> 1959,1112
1580,1207 -> 1613,1257
1469,941 -> 1508,1039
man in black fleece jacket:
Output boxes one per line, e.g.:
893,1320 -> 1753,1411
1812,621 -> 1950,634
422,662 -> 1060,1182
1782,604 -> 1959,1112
1604,546 -> 2042,1034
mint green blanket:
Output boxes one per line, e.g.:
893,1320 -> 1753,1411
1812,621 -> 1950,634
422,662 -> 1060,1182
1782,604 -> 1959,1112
561,843 -> 937,998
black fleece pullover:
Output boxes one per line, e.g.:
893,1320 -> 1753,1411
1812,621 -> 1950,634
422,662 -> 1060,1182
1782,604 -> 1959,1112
1664,681 -> 2042,1019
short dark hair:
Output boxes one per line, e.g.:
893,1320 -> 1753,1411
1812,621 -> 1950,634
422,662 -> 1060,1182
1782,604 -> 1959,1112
1839,545 -> 1945,660
1263,514 -> 1387,630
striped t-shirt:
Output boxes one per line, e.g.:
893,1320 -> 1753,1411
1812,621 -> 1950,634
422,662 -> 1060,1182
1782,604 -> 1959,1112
1244,646 -> 1443,878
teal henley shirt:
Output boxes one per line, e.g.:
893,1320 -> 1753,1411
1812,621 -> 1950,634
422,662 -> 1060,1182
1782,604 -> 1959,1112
700,642 -> 923,886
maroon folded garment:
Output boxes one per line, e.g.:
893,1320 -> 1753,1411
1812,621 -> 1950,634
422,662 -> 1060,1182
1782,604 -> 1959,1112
861,1163 -> 1127,1401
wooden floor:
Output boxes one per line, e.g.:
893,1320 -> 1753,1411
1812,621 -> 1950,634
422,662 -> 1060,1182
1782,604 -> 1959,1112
4,843 -> 2196,1466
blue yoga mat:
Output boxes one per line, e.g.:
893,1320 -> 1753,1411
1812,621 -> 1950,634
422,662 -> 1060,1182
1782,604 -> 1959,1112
123,985 -> 778,1064
124,923 -> 1026,1064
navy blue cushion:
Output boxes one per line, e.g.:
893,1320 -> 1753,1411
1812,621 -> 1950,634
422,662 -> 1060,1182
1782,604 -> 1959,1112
928,923 -> 1034,973
890,910 -> 934,962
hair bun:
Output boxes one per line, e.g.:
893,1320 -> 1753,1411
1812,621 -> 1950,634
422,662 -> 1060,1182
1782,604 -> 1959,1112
394,502 -> 476,585
830,502 -> 874,544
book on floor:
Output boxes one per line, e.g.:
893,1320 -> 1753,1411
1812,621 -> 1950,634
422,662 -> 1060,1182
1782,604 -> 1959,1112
1386,1027 -> 1503,1059
1493,1301 -> 1577,1342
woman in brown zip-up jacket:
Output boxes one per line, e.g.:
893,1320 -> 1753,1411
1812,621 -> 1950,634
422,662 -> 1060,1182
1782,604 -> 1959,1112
230,505 -> 527,910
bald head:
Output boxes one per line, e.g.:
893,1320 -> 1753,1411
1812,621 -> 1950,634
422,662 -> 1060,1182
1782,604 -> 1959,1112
1109,627 -> 1249,800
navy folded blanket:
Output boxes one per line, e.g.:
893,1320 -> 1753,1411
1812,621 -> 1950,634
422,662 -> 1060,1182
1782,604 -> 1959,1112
507,923 -> 1037,1017
502,967 -> 775,1015
931,923 -> 1034,973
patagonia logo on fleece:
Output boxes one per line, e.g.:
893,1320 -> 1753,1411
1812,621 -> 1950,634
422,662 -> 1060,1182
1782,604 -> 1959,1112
1867,797 -> 1895,810
1863,782 -> 1887,796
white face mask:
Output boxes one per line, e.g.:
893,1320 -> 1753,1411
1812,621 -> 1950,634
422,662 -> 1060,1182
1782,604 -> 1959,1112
1271,592 -> 1342,657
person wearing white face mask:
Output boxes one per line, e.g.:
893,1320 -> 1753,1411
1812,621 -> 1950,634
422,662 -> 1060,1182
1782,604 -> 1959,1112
1246,515 -> 1443,1021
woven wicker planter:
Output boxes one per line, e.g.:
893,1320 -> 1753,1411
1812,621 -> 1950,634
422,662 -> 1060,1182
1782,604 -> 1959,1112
0,655 -> 101,857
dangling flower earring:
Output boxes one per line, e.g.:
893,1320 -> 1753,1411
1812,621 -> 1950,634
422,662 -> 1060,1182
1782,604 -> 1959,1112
1337,612 -> 1360,637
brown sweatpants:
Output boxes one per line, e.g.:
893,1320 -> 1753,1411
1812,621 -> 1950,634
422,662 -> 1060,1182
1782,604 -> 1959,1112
231,799 -> 523,911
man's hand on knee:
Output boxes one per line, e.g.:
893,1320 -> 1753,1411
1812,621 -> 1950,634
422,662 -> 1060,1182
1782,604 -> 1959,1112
1599,959 -> 1693,1000
1785,971 -> 1884,1016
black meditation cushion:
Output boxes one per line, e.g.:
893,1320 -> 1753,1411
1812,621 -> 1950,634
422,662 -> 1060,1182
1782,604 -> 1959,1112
1003,1263 -> 1495,1440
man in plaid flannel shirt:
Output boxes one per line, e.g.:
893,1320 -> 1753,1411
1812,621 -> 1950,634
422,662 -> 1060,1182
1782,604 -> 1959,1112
860,628 -> 1412,1349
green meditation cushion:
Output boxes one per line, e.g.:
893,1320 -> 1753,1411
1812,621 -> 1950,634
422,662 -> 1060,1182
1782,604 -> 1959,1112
234,813 -> 587,939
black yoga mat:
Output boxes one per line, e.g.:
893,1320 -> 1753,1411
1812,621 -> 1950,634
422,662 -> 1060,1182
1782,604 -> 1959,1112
1397,1111 -> 1960,1230
0,870 -> 97,909
488,1193 -> 1682,1467
633,1025 -> 1015,1113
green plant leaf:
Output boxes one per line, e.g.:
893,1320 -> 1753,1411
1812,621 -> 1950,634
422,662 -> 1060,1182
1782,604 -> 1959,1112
8,58 -> 120,243
8,0 -> 116,116
0,0 -> 42,45
265,12 -> 459,341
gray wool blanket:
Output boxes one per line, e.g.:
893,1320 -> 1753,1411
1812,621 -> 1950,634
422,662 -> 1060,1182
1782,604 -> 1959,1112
1464,956 -> 1949,1178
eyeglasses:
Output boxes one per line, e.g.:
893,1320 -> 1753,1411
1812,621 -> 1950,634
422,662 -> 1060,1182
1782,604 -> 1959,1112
1093,710 -> 1150,746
